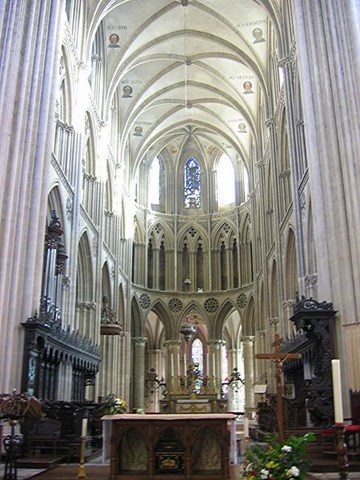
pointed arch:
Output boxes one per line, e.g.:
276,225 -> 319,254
146,300 -> 171,346
269,259 -> 279,320
102,261 -> 112,302
284,228 -> 298,299
131,296 -> 143,338
215,152 -> 235,208
118,283 -> 125,329
145,310 -> 165,350
240,213 -> 253,285
244,296 -> 255,337
177,223 -> 210,292
278,107 -> 292,220
76,231 -> 95,340
58,45 -> 73,125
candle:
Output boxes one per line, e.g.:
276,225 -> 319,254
81,418 -> 88,437
331,359 -> 344,424
244,416 -> 249,438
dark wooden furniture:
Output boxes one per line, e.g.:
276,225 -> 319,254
103,413 -> 235,479
28,418 -> 61,456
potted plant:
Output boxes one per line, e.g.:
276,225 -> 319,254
102,394 -> 127,415
240,432 -> 316,479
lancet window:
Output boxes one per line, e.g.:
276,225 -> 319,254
184,157 -> 201,209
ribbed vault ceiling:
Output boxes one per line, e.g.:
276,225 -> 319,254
88,0 -> 280,173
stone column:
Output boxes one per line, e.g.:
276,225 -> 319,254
64,361 -> 73,402
227,348 -> 244,412
242,336 -> 255,415
133,337 -> 147,411
99,333 -> 122,400
265,117 -> 285,313
278,51 -> 307,294
283,300 -> 296,339
0,0 -> 63,393
145,348 -> 162,413
292,1 -> 360,327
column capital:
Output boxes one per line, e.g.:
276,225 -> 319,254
163,340 -> 181,347
278,43 -> 296,68
208,339 -> 225,349
305,273 -> 318,288
241,336 -> 255,343
265,117 -> 277,128
269,317 -> 279,326
133,336 -> 147,345
283,299 -> 295,309
255,160 -> 264,168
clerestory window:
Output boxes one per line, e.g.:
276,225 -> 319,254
217,153 -> 235,207
149,156 -> 160,206
184,157 -> 200,208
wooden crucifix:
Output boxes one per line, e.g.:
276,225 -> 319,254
256,333 -> 302,443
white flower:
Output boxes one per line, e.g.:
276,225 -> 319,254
260,469 -> 269,479
289,465 -> 300,477
281,444 -> 292,453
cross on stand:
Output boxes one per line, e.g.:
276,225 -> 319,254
256,333 -> 302,443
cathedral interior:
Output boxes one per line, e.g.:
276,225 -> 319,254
1,0 -> 360,458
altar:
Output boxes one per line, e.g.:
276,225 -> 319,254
103,413 -> 236,480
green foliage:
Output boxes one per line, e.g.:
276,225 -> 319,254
102,394 -> 127,415
240,432 -> 316,479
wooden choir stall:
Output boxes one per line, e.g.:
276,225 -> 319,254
103,413 -> 236,480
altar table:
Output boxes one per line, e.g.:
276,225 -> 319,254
102,413 -> 236,479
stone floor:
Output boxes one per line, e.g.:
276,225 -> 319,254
0,459 -> 358,480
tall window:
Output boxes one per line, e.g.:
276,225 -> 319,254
191,338 -> 204,374
184,157 -> 200,208
217,153 -> 235,207
149,156 -> 160,206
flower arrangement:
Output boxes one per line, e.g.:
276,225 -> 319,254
240,432 -> 316,480
102,394 -> 127,415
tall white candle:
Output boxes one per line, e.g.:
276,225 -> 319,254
81,417 -> 88,437
331,359 -> 344,424
244,416 -> 249,438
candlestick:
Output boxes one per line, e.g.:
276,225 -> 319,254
335,424 -> 349,479
332,359 -> 344,424
78,418 -> 88,478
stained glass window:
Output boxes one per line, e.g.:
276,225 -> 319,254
184,157 -> 200,208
